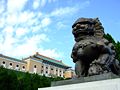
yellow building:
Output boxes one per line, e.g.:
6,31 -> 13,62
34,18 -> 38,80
64,68 -> 76,79
0,52 -> 71,78
0,54 -> 27,72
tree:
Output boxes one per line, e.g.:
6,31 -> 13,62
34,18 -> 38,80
104,33 -> 120,61
0,67 -> 19,90
0,66 -> 64,90
115,41 -> 120,61
104,33 -> 116,44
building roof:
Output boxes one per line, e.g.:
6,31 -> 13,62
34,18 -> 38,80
0,54 -> 26,64
24,52 -> 71,69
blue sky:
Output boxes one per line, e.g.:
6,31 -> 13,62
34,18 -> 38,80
0,0 -> 120,68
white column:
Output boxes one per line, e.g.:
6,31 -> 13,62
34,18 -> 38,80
57,68 -> 60,76
48,65 -> 50,76
8,65 -> 13,69
2,63 -> 6,68
61,69 -> 63,77
33,68 -> 37,73
43,64 -> 46,75
15,67 -> 19,71
22,68 -> 26,72
54,67 -> 56,75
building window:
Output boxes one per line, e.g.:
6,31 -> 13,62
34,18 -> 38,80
10,63 -> 12,65
46,67 -> 48,69
2,61 -> 6,68
23,66 -> 25,68
22,66 -> 25,71
8,63 -> 13,69
15,65 -> 19,70
41,70 -> 43,73
33,65 -> 37,73
51,68 -> 53,70
3,61 -> 5,64
16,65 -> 19,67
46,71 -> 48,73
34,65 -> 36,68
41,66 -> 43,68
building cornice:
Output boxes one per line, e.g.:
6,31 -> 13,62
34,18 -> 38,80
0,54 -> 26,64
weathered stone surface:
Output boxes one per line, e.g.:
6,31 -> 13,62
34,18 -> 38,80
71,17 -> 120,77
51,73 -> 120,86
39,77 -> 120,90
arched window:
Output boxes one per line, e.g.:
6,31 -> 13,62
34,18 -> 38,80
16,65 -> 19,67
23,66 -> 25,68
3,61 -> 5,64
22,66 -> 25,71
33,65 -> 37,73
34,65 -> 36,68
2,61 -> 6,68
8,63 -> 13,69
15,65 -> 19,70
10,63 -> 12,65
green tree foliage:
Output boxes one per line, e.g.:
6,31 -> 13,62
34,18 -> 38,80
104,33 -> 120,61
0,67 -> 19,90
115,41 -> 120,61
104,33 -> 116,44
0,67 -> 64,90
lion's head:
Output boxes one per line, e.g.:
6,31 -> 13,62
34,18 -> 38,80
72,17 -> 105,42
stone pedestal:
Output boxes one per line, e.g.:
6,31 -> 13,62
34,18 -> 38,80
52,73 -> 119,86
38,73 -> 120,90
39,78 -> 120,90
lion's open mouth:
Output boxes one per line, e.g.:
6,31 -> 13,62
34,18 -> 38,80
73,29 -> 94,37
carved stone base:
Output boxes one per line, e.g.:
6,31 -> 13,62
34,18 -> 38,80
39,77 -> 120,90
51,73 -> 120,86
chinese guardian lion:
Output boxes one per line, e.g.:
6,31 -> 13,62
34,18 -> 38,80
71,17 -> 120,77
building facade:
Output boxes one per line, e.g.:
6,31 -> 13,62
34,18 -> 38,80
0,52 -> 71,78
64,68 -> 76,78
0,54 -> 27,72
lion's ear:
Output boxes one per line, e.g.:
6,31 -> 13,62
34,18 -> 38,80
94,17 -> 99,20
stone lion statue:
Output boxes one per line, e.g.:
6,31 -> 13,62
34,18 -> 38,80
71,17 -> 120,77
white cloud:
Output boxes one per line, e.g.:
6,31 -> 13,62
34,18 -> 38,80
0,17 -> 5,28
50,0 -> 90,17
50,6 -> 79,17
7,0 -> 28,12
0,27 -> 17,52
33,0 -> 46,9
0,1 -> 54,58
14,34 -> 49,57
0,33 -> 49,58
0,0 -> 5,14
6,13 -> 18,26
41,17 -> 51,27
40,0 -> 47,7
38,48 -> 62,59
79,0 -> 90,9
33,0 -> 58,9
2,26 -> 14,36
33,0 -> 40,9
15,28 -> 28,37
57,22 -> 67,30
5,11 -> 36,26
0,0 -> 71,60
11,41 -> 38,58
28,34 -> 49,44
19,11 -> 35,24
48,0 -> 57,3
32,17 -> 52,32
